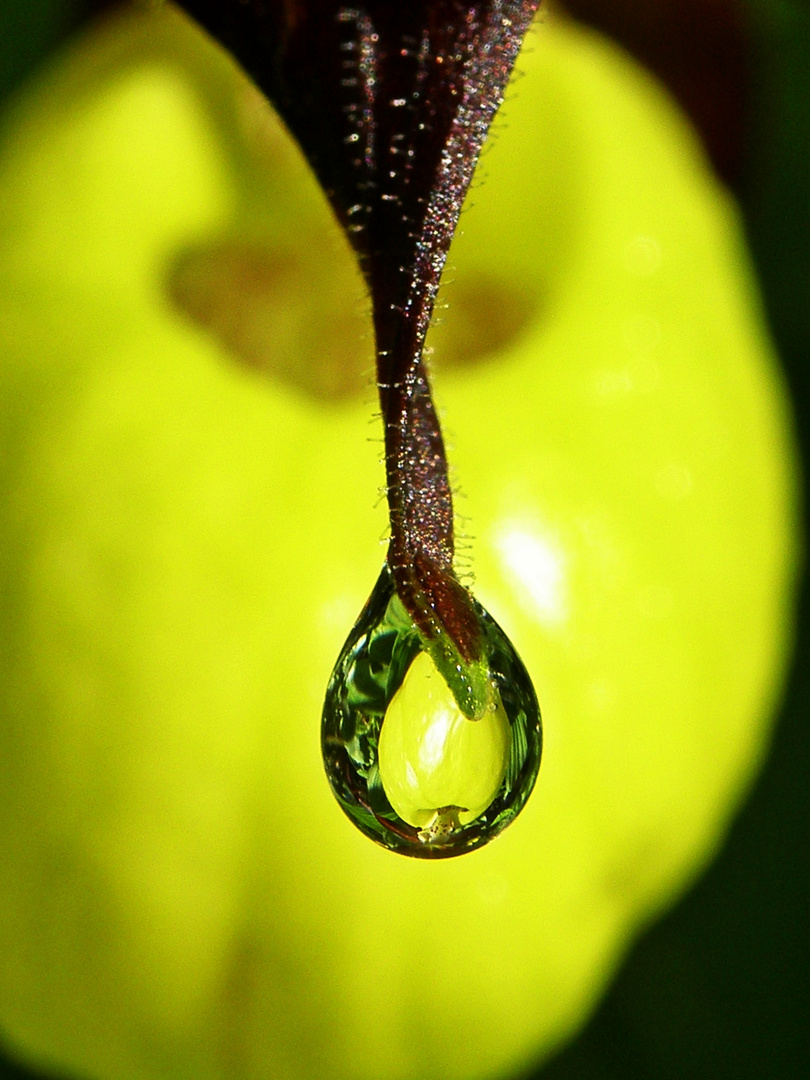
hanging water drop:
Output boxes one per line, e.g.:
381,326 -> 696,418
322,565 -> 542,858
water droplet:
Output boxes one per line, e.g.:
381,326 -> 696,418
322,565 -> 542,858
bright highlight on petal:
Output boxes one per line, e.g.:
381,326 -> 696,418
493,521 -> 569,628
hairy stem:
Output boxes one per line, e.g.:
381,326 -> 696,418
177,0 -> 541,706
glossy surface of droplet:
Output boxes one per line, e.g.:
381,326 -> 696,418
322,565 -> 542,857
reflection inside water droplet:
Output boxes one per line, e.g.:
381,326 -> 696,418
322,564 -> 542,858
379,651 -> 512,832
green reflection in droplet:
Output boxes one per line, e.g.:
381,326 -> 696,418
321,564 -> 542,858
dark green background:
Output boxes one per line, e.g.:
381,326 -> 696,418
0,2 -> 807,1078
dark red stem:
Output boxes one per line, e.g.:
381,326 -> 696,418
176,0 -> 541,661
